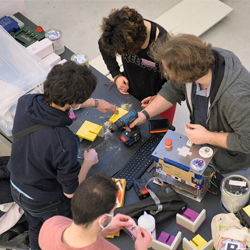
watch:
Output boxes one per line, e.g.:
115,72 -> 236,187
94,99 -> 99,108
141,109 -> 150,120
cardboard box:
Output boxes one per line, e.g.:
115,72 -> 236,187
106,178 -> 126,238
26,38 -> 53,59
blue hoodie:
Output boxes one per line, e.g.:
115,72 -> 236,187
7,94 -> 81,202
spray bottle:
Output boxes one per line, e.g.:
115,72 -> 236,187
138,211 -> 156,239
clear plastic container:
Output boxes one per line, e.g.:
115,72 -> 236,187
45,28 -> 65,55
221,174 -> 250,213
138,211 -> 156,239
71,53 -> 89,67
0,26 -> 50,136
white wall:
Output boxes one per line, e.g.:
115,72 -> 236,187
0,0 -> 26,18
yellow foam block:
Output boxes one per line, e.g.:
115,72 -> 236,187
243,204 -> 250,216
190,234 -> 207,249
76,121 -> 103,142
109,108 -> 128,123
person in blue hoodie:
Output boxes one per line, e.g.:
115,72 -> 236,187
7,61 -> 118,250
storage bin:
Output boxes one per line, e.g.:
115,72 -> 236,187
0,26 -> 50,137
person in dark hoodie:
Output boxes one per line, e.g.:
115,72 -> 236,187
7,61 -> 118,250
130,33 -> 250,174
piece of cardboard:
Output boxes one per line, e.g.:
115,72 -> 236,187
106,178 -> 126,238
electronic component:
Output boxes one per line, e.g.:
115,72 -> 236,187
12,25 -> 45,47
133,178 -> 150,199
0,15 -> 24,34
112,134 -> 163,190
152,130 -> 217,202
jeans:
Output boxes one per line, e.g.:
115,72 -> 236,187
11,184 -> 72,250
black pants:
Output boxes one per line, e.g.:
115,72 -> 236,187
11,185 -> 71,250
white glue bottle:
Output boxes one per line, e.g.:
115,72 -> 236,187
138,211 -> 156,239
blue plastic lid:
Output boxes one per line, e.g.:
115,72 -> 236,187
71,53 -> 89,65
46,29 -> 62,40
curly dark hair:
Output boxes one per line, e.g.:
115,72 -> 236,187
149,33 -> 215,83
44,61 -> 97,107
100,6 -> 147,56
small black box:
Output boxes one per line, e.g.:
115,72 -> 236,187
148,119 -> 175,133
133,178 -> 150,199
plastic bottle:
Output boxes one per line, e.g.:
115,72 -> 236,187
138,211 -> 156,239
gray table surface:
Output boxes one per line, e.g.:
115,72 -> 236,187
2,13 -> 225,250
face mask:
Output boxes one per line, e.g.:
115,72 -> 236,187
70,103 -> 82,111
98,213 -> 114,230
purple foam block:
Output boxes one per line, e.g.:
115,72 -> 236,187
182,208 -> 199,222
176,208 -> 205,233
158,231 -> 175,246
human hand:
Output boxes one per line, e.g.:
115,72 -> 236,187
134,227 -> 152,250
83,149 -> 98,167
96,99 -> 118,114
141,96 -> 155,108
127,112 -> 147,132
101,214 -> 134,237
115,76 -> 129,95
184,123 -> 211,145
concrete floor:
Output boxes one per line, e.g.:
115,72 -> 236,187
1,0 -> 250,157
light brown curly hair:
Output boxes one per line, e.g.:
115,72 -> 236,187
149,33 -> 215,83
100,6 -> 147,56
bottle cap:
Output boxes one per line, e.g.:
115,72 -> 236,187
45,29 -> 62,41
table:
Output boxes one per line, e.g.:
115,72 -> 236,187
67,61 -> 224,250
2,12 -> 225,250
